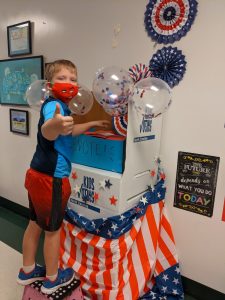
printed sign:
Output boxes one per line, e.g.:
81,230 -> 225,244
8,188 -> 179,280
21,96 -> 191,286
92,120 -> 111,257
174,152 -> 220,217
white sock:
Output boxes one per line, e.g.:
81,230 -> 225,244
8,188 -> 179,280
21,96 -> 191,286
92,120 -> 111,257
46,272 -> 58,281
23,263 -> 35,273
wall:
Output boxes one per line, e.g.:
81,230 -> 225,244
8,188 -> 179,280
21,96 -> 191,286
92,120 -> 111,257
0,0 -> 224,294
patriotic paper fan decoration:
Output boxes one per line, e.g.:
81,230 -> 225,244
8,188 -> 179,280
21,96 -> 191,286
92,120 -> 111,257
112,114 -> 128,136
144,0 -> 198,44
149,46 -> 186,88
128,63 -> 152,84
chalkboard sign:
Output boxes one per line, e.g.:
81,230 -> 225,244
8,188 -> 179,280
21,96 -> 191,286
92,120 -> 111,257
174,152 -> 220,217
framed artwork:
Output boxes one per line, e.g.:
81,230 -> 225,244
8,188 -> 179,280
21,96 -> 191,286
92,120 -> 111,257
9,108 -> 29,135
0,56 -> 43,106
7,21 -> 32,57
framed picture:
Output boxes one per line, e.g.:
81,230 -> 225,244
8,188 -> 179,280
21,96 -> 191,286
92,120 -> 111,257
7,21 -> 32,57
0,55 -> 43,105
9,108 -> 29,135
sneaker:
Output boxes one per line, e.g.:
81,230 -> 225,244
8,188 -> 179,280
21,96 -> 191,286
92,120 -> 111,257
17,264 -> 46,285
41,268 -> 75,295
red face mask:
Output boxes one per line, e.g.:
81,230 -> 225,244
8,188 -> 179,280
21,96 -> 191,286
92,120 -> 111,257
51,82 -> 78,104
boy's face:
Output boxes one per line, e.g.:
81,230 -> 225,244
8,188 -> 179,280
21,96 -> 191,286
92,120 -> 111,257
51,67 -> 77,86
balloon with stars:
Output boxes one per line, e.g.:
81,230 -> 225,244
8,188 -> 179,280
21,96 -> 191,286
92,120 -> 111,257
144,0 -> 198,44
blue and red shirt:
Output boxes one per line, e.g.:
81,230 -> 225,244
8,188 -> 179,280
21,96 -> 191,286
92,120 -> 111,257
30,97 -> 73,178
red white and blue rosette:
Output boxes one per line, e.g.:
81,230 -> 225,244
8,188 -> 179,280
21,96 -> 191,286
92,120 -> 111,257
149,46 -> 186,88
128,63 -> 152,84
144,0 -> 198,44
112,114 -> 128,137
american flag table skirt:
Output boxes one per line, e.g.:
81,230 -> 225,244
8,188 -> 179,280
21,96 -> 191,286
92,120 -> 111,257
60,180 -> 184,300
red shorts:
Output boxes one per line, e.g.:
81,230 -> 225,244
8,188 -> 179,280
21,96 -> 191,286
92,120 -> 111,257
25,168 -> 71,231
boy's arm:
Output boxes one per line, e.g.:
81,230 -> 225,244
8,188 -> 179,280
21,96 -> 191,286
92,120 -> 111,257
41,103 -> 74,141
72,120 -> 110,136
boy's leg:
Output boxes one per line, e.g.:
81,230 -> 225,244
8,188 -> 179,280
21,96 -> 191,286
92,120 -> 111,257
22,220 -> 42,266
17,220 -> 45,285
44,228 -> 61,276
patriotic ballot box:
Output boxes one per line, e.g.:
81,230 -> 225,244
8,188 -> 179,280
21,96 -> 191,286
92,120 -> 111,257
68,103 -> 163,219
71,131 -> 126,174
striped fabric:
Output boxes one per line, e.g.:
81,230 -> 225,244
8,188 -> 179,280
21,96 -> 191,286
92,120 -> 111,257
60,185 -> 183,300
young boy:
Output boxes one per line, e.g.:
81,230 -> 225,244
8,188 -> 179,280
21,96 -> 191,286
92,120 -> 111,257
17,59 -> 109,294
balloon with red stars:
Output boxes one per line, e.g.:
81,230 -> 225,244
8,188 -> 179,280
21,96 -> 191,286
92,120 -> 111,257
144,0 -> 198,44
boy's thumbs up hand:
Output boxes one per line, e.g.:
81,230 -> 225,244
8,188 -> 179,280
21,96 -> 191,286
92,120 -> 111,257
54,103 -> 61,116
53,103 -> 74,136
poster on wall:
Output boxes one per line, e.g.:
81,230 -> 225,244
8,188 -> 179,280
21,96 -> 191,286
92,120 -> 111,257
174,152 -> 220,217
0,56 -> 43,105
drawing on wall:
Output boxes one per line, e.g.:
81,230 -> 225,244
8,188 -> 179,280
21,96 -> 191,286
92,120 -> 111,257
9,108 -> 29,135
0,56 -> 43,105
174,152 -> 220,217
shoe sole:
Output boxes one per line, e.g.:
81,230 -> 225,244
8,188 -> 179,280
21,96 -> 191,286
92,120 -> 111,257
17,276 -> 45,286
41,273 -> 75,295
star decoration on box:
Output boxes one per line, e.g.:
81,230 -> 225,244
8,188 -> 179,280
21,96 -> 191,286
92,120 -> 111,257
109,195 -> 118,206
154,156 -> 162,165
99,180 -> 106,190
144,0 -> 198,44
105,179 -> 113,189
73,185 -> 80,195
149,46 -> 186,88
150,169 -> 156,177
94,192 -> 99,202
160,172 -> 166,181
71,171 -> 78,180
128,63 -> 152,84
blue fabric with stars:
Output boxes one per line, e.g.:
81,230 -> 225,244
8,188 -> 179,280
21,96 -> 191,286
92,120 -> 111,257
139,264 -> 184,300
64,179 -> 166,239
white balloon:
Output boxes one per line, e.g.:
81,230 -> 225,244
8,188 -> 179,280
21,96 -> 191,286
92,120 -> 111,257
69,84 -> 94,115
25,80 -> 50,111
131,77 -> 172,118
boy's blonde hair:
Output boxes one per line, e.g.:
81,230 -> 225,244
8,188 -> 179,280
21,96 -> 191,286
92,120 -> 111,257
45,59 -> 77,82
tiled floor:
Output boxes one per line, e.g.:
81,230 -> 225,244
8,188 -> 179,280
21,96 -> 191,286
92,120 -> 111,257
0,206 -> 198,300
